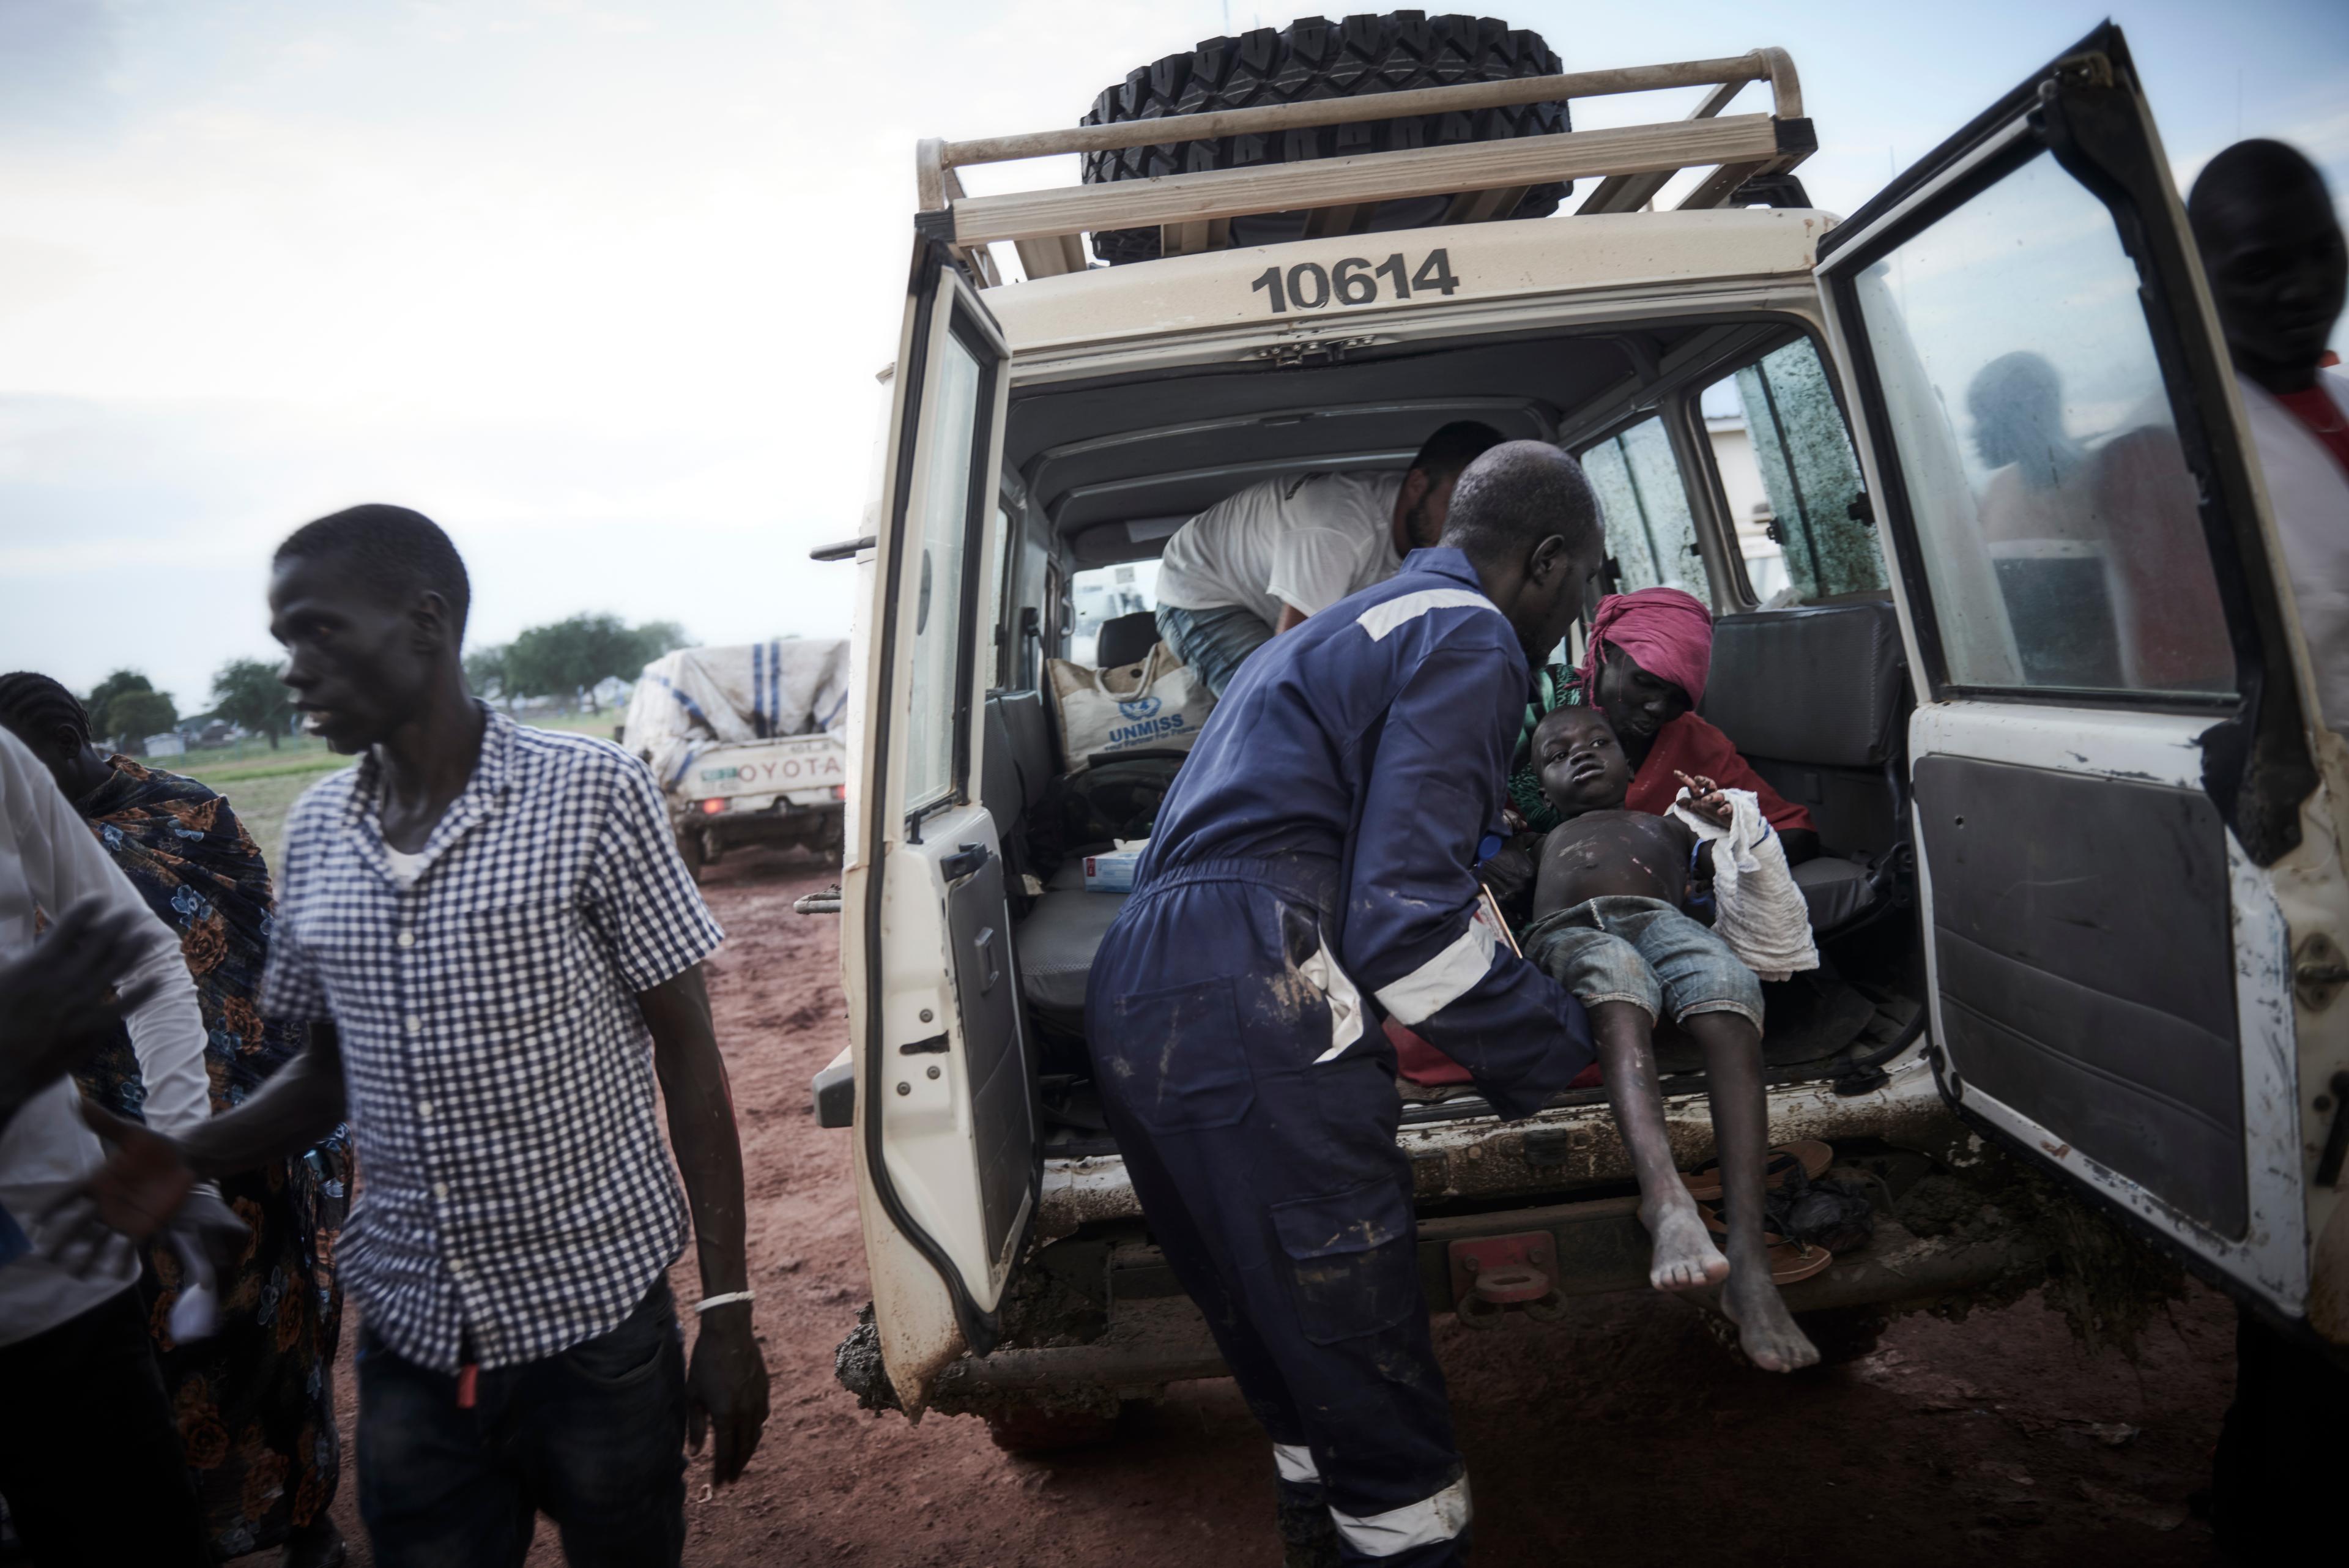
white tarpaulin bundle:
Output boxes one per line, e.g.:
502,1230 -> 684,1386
625,639 -> 850,790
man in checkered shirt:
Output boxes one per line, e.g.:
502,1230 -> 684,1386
62,505 -> 770,1566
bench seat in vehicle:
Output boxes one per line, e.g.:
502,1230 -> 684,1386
984,688 -> 1129,1033
1701,599 -> 1910,933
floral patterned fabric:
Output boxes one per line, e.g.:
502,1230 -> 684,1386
71,757 -> 351,1562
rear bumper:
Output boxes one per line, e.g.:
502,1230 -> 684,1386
926,1206 -> 2043,1413
680,802 -> 843,849
1039,1049 -> 1964,1235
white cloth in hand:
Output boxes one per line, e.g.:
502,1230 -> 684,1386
1667,787 -> 1819,983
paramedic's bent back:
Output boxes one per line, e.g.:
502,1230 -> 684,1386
1084,442 -> 1604,1568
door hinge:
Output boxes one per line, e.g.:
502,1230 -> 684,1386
2295,932 -> 2349,1012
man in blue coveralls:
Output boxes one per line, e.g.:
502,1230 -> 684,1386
1086,442 -> 1607,1568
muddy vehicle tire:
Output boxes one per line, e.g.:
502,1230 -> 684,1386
1079,12 -> 1570,265
677,827 -> 706,883
982,1402 -> 1123,1455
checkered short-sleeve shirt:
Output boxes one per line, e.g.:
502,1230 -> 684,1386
261,708 -> 723,1371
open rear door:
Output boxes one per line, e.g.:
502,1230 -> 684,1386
844,237 -> 1037,1406
1814,24 -> 2345,1327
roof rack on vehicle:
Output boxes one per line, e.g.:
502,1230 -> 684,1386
915,50 -> 1814,288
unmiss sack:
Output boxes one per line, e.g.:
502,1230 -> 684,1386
1045,641 -> 1214,771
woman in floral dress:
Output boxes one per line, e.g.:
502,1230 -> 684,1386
0,673 -> 351,1568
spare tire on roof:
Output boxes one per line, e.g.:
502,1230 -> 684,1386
1080,12 -> 1571,266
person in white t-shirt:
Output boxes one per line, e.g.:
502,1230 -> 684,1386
0,724 -> 213,1564
1152,421 -> 1505,694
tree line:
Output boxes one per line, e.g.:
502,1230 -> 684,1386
466,614 -> 688,714
81,614 -> 690,752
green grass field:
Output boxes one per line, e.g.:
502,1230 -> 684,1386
166,709 -> 625,870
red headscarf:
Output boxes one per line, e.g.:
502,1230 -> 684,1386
1578,587 -> 1713,710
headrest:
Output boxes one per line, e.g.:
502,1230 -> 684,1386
1702,601 -> 1906,768
1095,612 -> 1160,671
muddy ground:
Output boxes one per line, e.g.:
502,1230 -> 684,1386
317,849 -> 2238,1567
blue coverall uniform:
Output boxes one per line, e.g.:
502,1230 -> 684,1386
1086,548 -> 1595,1567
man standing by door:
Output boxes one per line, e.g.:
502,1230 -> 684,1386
59,505 -> 770,1566
1088,444 -> 1605,1568
2187,139 -> 2349,1567
2189,138 -> 2348,735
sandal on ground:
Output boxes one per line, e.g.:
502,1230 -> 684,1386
1679,1139 -> 1833,1203
1696,1201 -> 1836,1285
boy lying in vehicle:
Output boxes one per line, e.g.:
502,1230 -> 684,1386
1524,704 -> 1820,1371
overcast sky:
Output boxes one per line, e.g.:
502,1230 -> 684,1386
3,0 -> 2344,711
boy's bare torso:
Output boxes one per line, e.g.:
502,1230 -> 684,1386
1532,808 -> 1701,920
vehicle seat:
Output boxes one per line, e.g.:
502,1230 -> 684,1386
981,689 -> 1055,898
1094,611 -> 1160,670
1701,600 -> 1910,933
1014,860 -> 1124,1032
988,688 -> 1128,1033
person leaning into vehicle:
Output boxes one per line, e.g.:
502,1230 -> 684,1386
1151,420 -> 1506,694
1088,442 -> 1604,1568
51,505 -> 770,1568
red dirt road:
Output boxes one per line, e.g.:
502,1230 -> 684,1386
320,850 -> 2237,1567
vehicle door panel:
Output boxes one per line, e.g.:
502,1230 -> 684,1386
1914,754 -> 2244,1234
1814,23 -> 2336,1322
844,238 -> 1035,1403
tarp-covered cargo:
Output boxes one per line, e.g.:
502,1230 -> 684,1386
625,639 -> 850,791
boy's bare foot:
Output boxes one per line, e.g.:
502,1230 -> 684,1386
1640,1195 -> 1731,1291
1721,1268 -> 1820,1372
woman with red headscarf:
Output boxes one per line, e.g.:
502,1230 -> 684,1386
1390,586 -> 1820,1093
1505,587 -> 1818,861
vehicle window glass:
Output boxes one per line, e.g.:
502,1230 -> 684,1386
1579,415 -> 1706,596
1068,561 -> 1160,666
903,328 -> 986,813
1702,341 -> 1885,603
1848,147 -> 2235,697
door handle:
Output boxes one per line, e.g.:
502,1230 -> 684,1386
941,842 -> 990,882
974,926 -> 1000,994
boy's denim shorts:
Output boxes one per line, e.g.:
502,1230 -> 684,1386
1522,894 -> 1764,1028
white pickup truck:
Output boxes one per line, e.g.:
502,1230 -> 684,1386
669,731 -> 847,877
623,639 -> 850,878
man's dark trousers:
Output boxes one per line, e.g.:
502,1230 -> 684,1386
355,1278 -> 688,1567
0,1285 -> 209,1567
1089,856 -> 1472,1568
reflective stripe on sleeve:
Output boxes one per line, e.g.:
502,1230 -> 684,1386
1274,1443 -> 1321,1484
1354,589 -> 1496,642
1329,1473 -> 1473,1556
1372,918 -> 1497,1027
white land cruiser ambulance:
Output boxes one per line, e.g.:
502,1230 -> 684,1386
814,20 -> 2349,1441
